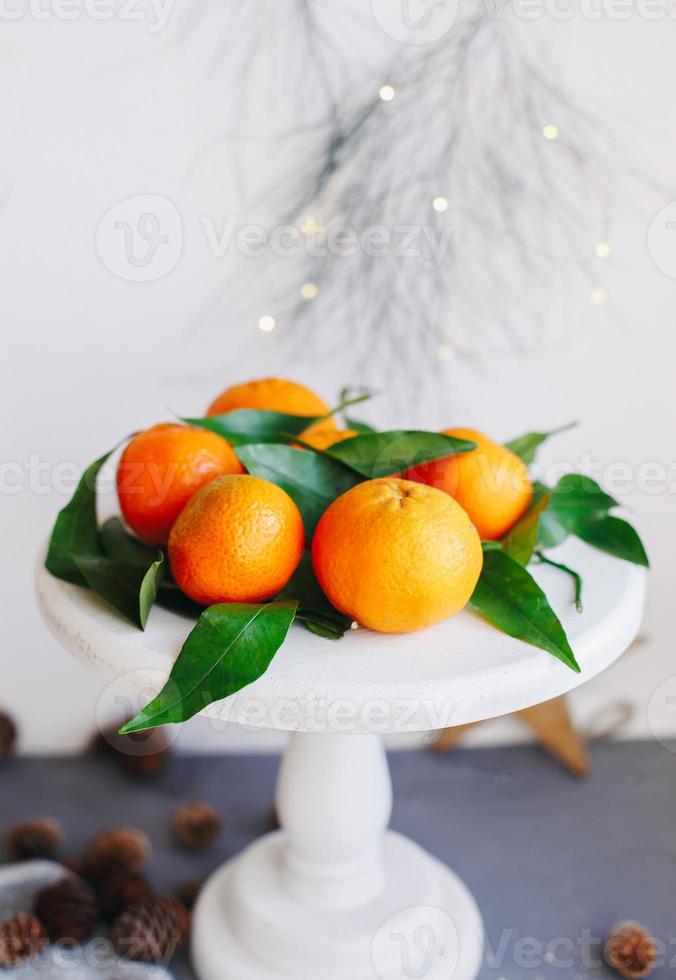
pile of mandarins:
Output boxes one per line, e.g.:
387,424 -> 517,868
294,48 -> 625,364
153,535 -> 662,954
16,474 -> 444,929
116,378 -> 532,635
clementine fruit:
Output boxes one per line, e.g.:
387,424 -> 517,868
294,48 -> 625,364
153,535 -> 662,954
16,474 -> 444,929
206,377 -> 335,439
169,474 -> 304,605
300,428 -> 359,451
405,428 -> 532,540
117,423 -> 243,546
312,478 -> 482,633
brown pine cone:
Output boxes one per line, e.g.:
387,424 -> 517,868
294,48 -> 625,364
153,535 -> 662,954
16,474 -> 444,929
60,857 -> 86,877
173,880 -> 201,912
34,876 -> 99,945
4,817 -> 63,861
0,712 -> 17,761
111,898 -> 190,963
90,726 -> 172,777
83,826 -> 151,879
171,803 -> 221,850
99,872 -> 154,918
604,922 -> 657,979
0,914 -> 46,968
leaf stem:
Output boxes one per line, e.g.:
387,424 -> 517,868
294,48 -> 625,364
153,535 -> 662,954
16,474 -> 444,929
533,551 -> 584,613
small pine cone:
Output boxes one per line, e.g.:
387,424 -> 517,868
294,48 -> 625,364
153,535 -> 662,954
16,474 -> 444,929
111,898 -> 190,963
171,803 -> 221,850
4,817 -> 63,861
0,712 -> 17,761
99,872 -> 153,918
90,726 -> 172,777
60,857 -> 86,877
173,880 -> 201,912
0,913 -> 46,968
605,922 -> 657,979
83,826 -> 151,880
34,876 -> 99,945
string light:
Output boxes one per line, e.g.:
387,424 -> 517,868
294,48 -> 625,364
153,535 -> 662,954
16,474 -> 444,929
589,287 -> 607,306
543,124 -> 559,141
258,315 -> 276,332
379,84 -> 395,102
595,242 -> 610,258
437,343 -> 455,361
432,196 -> 449,213
300,216 -> 323,236
300,282 -> 318,300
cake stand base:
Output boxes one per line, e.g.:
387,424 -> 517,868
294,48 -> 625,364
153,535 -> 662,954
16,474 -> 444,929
192,732 -> 483,980
193,832 -> 482,980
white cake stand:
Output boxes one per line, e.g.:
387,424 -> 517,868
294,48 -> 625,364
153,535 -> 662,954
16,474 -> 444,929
35,539 -> 645,980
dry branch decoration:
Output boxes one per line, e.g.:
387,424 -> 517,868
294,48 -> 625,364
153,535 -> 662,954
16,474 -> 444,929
184,1 -> 613,384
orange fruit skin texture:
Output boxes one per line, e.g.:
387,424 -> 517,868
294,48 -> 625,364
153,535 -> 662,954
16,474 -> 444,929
169,474 -> 305,605
405,428 -> 532,541
206,377 -> 336,439
117,423 -> 244,547
312,478 -> 483,634
300,428 -> 359,451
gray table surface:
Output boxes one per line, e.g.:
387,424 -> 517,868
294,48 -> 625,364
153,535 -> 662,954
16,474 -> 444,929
1,740 -> 675,979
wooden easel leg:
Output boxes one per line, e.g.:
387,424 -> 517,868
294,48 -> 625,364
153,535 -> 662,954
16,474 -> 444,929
431,695 -> 589,778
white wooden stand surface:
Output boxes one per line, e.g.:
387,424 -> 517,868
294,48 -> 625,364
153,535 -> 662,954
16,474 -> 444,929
35,539 -> 645,980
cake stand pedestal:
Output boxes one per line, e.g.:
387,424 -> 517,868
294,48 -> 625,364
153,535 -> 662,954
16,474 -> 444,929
36,539 -> 645,980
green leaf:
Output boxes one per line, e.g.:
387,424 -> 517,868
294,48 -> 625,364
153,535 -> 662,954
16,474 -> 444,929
576,516 -> 649,567
44,449 -> 164,629
326,431 -> 477,479
277,552 -> 352,639
235,444 -> 362,534
470,550 -> 580,672
120,600 -> 298,732
537,473 -> 617,549
501,486 -> 551,566
184,392 -> 372,447
343,417 -> 376,434
100,517 -> 160,568
45,448 -> 115,586
74,552 -> 164,630
504,422 -> 577,465
184,409 -> 320,447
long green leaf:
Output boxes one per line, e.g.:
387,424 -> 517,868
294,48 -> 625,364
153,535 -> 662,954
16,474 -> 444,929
184,409 -> 321,446
576,516 -> 649,567
504,422 -> 577,465
120,600 -> 298,732
537,473 -> 617,549
343,417 -> 376,434
235,444 -> 361,534
45,448 -> 164,629
184,393 -> 371,447
45,449 -> 115,586
327,431 -> 477,479
470,550 -> 580,672
501,485 -> 551,566
74,552 -> 164,630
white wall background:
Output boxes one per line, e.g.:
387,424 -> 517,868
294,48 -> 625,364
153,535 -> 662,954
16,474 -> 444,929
1,1 -> 675,753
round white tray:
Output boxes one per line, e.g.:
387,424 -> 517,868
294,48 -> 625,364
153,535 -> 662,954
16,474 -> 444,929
36,537 -> 646,734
